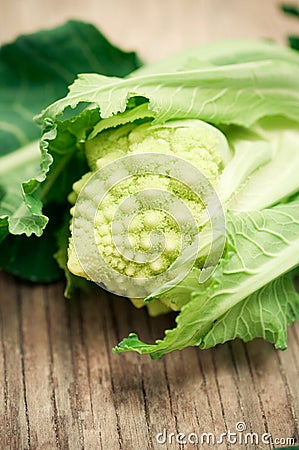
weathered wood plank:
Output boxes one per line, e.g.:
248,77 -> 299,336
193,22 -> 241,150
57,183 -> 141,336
19,283 -> 58,450
0,275 -> 29,450
0,271 -> 299,449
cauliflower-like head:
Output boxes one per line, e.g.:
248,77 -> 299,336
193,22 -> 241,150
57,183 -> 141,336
67,119 -> 230,304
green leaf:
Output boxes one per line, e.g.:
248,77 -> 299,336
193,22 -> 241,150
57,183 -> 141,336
288,36 -> 299,52
132,38 -> 299,75
0,140 -> 48,237
223,118 -> 299,211
281,4 -> 299,52
145,267 -> 202,311
281,4 -> 299,18
40,41 -> 299,128
0,203 -> 64,282
0,20 -> 141,156
114,198 -> 299,358
0,20 -> 141,281
201,269 -> 299,349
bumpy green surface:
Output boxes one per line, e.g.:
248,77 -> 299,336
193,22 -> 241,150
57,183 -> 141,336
68,120 -> 227,287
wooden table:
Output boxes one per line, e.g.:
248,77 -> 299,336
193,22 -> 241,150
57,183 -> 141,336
1,1 -> 299,449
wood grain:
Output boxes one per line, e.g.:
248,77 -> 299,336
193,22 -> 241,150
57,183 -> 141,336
1,0 -> 299,448
0,272 -> 299,449
1,0 -> 299,62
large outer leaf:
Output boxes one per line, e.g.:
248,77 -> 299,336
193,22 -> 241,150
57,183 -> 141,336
201,269 -> 299,349
0,20 -> 141,281
114,199 -> 299,358
40,40 -> 299,127
132,39 -> 299,75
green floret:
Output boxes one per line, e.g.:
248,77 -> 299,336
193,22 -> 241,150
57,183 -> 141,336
67,119 -> 230,305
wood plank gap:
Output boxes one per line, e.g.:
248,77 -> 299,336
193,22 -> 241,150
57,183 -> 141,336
195,351 -> 216,432
104,297 -> 123,450
227,343 -> 246,421
161,358 -> 183,449
140,361 -> 153,449
16,285 -> 31,450
0,308 -> 12,443
242,343 -> 269,438
228,343 -> 254,450
211,350 -> 230,449
0,298 -> 9,441
78,294 -> 95,425
144,309 -> 176,450
44,286 -> 63,450
66,297 -> 85,450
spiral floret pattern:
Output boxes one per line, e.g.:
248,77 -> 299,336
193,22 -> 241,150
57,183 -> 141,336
68,120 -> 228,299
